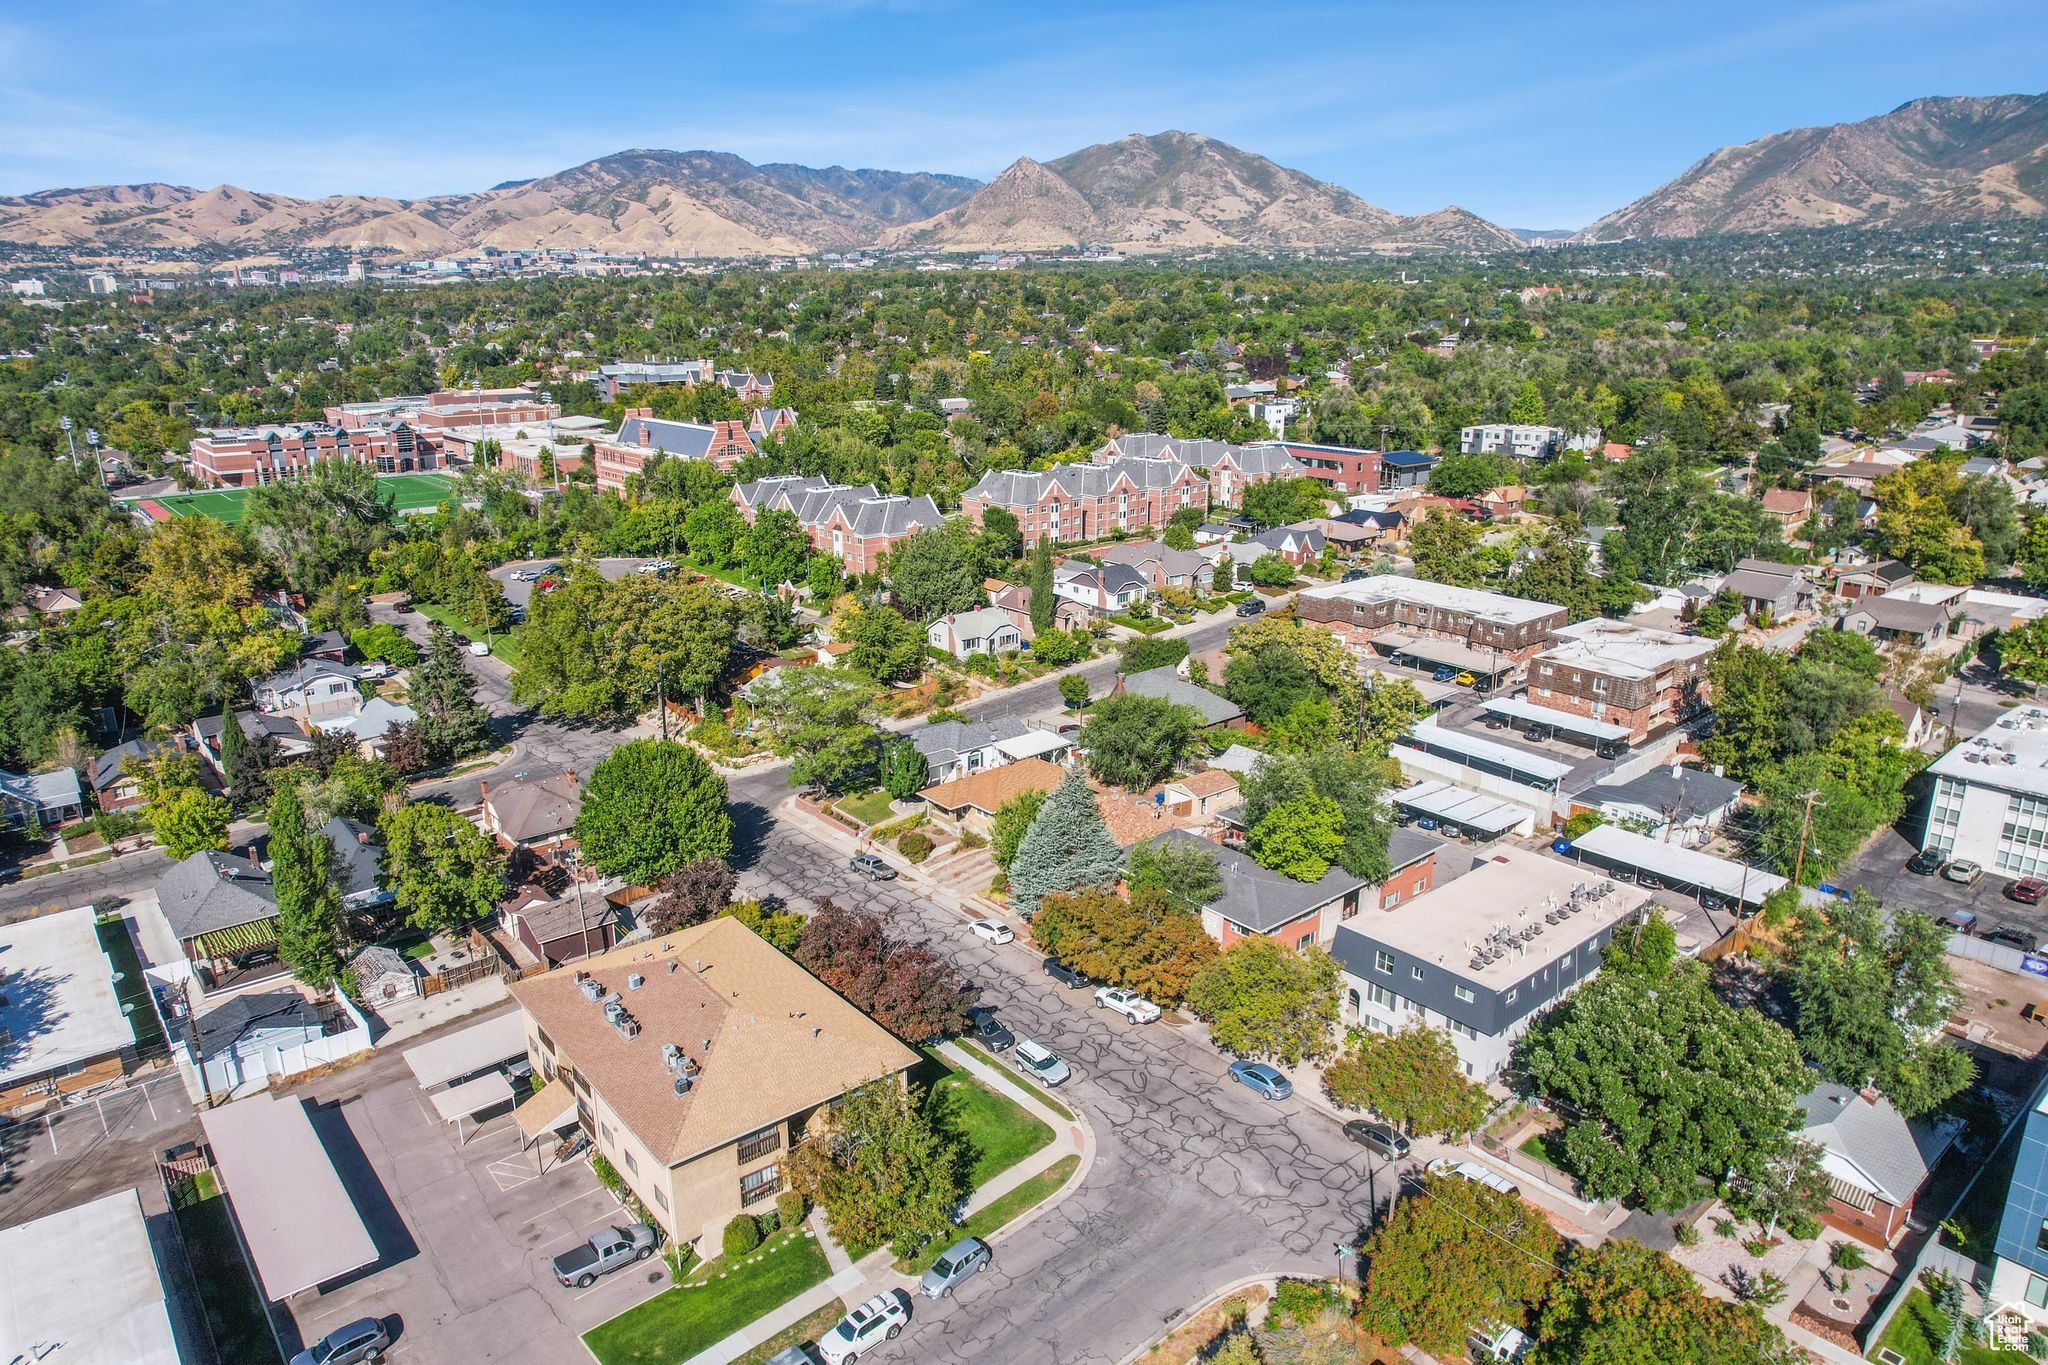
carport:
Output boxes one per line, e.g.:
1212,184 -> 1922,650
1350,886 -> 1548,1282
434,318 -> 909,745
1394,781 -> 1532,838
1374,633 -> 1513,682
1565,823 -> 1788,907
1397,718 -> 1574,793
515,1077 -> 582,1167
403,1011 -> 529,1091
199,1093 -> 378,1301
1481,697 -> 1630,750
430,1071 -> 516,1144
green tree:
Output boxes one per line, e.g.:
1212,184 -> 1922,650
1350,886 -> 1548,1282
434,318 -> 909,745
840,602 -> 925,683
1031,884 -> 1218,1005
989,789 -> 1047,871
2000,615 -> 2048,685
572,739 -> 733,885
214,704 -> 263,806
1241,477 -> 1329,529
739,508 -> 810,587
1239,748 -> 1391,882
884,524 -> 980,621
513,570 -> 740,719
150,785 -> 230,860
1120,636 -> 1190,673
1698,641 -> 1789,781
1125,836 -> 1225,914
1408,509 -> 1483,587
1323,1021 -> 1490,1136
1508,379 -> 1546,425
1426,452 -> 1514,500
267,784 -> 343,990
1187,937 -> 1340,1064
242,459 -> 396,596
1247,794 -> 1346,881
1359,1173 -> 1559,1358
1027,536 -> 1055,634
1079,694 -> 1199,790
750,667 -> 884,794
1532,1240 -> 1797,1365
1512,523 -> 1601,621
784,1077 -> 962,1258
1057,673 -> 1090,710
1242,552 -> 1296,588
1009,767 -> 1124,916
411,624 -> 494,764
682,499 -> 747,568
1359,675 -> 1428,758
1162,522 -> 1197,551
880,737 -> 929,801
378,801 -> 507,935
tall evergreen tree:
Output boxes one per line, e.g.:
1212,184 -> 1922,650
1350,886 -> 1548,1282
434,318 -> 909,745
1008,767 -> 1122,916
217,705 -> 267,806
267,784 -> 344,990
411,624 -> 493,765
1027,536 -> 1054,634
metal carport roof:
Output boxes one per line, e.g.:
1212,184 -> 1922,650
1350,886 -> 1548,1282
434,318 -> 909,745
429,1071 -> 515,1143
1393,781 -> 1528,835
1566,823 -> 1788,905
403,1011 -> 529,1091
1400,718 -> 1574,787
198,1094 -> 377,1300
1481,696 -> 1631,742
1373,634 -> 1514,677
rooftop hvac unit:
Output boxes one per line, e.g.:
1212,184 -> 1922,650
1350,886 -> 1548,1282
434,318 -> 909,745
627,973 -> 645,991
673,1074 -> 691,1096
612,1013 -> 640,1041
579,977 -> 604,1002
661,1042 -> 682,1070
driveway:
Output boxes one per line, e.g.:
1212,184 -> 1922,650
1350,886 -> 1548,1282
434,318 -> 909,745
1838,826 -> 2044,942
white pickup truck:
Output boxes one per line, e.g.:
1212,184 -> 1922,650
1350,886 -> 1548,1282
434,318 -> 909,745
1093,985 -> 1161,1024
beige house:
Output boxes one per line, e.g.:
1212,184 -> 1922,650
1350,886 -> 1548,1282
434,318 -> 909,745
917,758 -> 1066,837
511,918 -> 917,1250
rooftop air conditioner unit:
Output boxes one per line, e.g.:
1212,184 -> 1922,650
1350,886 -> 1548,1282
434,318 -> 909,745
579,978 -> 603,1002
627,973 -> 645,991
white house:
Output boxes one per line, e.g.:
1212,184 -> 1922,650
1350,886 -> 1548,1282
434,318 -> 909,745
253,658 -> 363,723
926,607 -> 1024,659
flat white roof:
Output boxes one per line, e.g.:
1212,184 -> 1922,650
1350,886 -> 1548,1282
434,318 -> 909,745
0,1189 -> 180,1365
0,904 -> 133,1088
1567,823 -> 1788,904
1393,781 -> 1528,834
1482,697 -> 1631,741
199,1094 -> 377,1300
1540,618 -> 1713,680
430,1070 -> 515,1124
403,1010 -> 530,1090
993,730 -> 1073,762
1297,574 -> 1561,626
1402,717 -> 1575,783
1927,705 -> 2048,800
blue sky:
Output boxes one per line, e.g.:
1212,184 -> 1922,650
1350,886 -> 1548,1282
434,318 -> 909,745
3,0 -> 2044,228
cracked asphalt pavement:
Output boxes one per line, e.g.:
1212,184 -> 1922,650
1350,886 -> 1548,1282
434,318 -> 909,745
729,767 -> 1392,1365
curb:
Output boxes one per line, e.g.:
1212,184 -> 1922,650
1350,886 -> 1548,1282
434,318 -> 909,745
1114,1275 -> 1279,1365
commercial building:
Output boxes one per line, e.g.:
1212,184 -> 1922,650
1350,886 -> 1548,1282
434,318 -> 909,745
511,917 -> 919,1249
962,454 -> 1209,548
187,421 -> 434,488
1921,705 -> 2048,876
1295,576 -> 1567,669
1330,847 -> 1652,1079
1988,1081 -> 2048,1326
0,905 -> 136,1114
1267,442 -> 1381,496
581,360 -> 713,400
1523,617 -> 1714,743
0,1190 -> 187,1365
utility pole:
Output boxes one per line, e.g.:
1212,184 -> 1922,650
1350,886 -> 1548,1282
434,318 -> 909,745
657,659 -> 667,742
1789,788 -> 1824,890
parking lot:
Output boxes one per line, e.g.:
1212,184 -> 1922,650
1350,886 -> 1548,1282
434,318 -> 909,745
1840,826 -> 2048,945
287,1059 -> 663,1365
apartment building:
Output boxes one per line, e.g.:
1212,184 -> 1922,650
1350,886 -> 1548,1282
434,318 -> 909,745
1458,424 -> 1594,461
593,410 -> 757,491
1294,576 -> 1567,665
512,918 -> 917,1249
1267,441 -> 1381,496
1920,705 -> 2048,877
1524,618 -> 1714,743
1095,433 -> 1308,510
1330,848 -> 1651,1079
187,422 -> 434,488
962,455 -> 1209,548
730,474 -> 942,575
580,360 -> 712,401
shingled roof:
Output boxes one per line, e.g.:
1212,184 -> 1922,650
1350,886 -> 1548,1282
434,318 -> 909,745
155,850 -> 278,942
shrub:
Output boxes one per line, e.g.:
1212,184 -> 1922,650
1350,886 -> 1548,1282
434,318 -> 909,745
666,1244 -> 698,1283
898,830 -> 934,863
1673,1220 -> 1701,1248
777,1190 -> 807,1229
1829,1240 -> 1867,1270
959,830 -> 988,850
1272,1277 -> 1339,1326
722,1214 -> 763,1259
591,1154 -> 623,1195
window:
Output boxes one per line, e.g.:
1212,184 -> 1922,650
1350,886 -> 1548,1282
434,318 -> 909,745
599,1122 -> 614,1148
1374,950 -> 1395,974
622,1148 -> 638,1175
1367,982 -> 1398,1011
1381,891 -> 1399,909
1449,1020 -> 1478,1040
2029,1274 -> 2048,1311
2036,1217 -> 2048,1254
651,1185 -> 668,1211
740,1165 -> 782,1206
1504,988 -> 1517,1004
1410,966 -> 1424,981
1453,985 -> 1476,1003
737,1123 -> 781,1164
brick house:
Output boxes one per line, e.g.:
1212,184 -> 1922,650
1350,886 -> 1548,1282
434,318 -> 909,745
1142,829 -> 1365,951
1760,487 -> 1813,535
730,474 -> 942,576
481,772 -> 581,867
1294,577 -> 1566,665
1797,1079 -> 1959,1248
962,455 -> 1209,548
1526,618 -> 1714,744
747,407 -> 798,442
593,410 -> 756,492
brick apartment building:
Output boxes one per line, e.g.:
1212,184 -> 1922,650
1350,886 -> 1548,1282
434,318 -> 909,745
1268,441 -> 1381,495
730,474 -> 943,575
1294,576 -> 1567,664
187,422 -> 436,487
962,454 -> 1209,548
1094,434 -> 1306,509
592,410 -> 757,492
1527,618 -> 1714,743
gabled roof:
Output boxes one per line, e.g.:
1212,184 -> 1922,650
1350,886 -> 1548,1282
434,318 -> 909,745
194,992 -> 321,1060
1797,1078 -> 1959,1205
321,817 -> 383,899
1058,559 -> 1150,595
1582,766 -> 1744,823
1142,828 -> 1364,932
89,738 -> 168,792
252,656 -> 361,697
918,757 -> 1065,815
1848,595 -> 1956,633
486,773 -> 581,843
155,850 -> 278,941
1120,667 -> 1243,726
932,608 -> 1018,642
912,715 -> 1033,768
0,765 -> 82,814
612,415 -> 718,459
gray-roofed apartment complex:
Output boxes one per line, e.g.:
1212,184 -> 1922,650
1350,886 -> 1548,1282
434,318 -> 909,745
731,473 -> 942,575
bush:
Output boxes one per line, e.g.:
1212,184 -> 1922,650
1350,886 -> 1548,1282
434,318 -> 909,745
1673,1220 -> 1701,1248
591,1154 -> 623,1195
776,1190 -> 807,1229
1560,810 -> 1605,842
666,1244 -> 698,1283
722,1214 -> 763,1259
897,830 -> 934,863
1272,1277 -> 1339,1326
1120,637 -> 1189,674
1829,1240 -> 1867,1270
959,830 -> 987,850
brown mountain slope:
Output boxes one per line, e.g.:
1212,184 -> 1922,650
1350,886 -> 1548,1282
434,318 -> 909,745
1577,92 -> 2048,241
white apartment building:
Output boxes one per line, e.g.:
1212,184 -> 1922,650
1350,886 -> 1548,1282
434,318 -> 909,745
1921,705 -> 2048,877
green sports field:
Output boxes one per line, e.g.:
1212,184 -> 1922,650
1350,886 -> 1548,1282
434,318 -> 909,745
146,471 -> 459,524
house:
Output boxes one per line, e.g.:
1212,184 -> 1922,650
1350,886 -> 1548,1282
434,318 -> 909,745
1759,487 -> 1813,535
1245,525 -> 1326,566
154,849 -> 278,973
1378,450 -> 1438,489
917,758 -> 1066,837
192,709 -> 312,771
300,629 -> 349,663
1295,576 -> 1567,668
1525,618 -> 1715,744
1834,559 -> 1915,600
1478,486 -> 1527,519
0,766 -> 85,830
1158,770 -> 1242,818
511,917 -> 920,1250
1268,442 -> 1381,496
1204,745 -> 1269,777
1054,558 -> 1151,615
1720,558 -> 1815,622
1888,692 -> 1938,748
961,454 -> 1210,548
1143,828 -> 1366,950
193,991 -> 327,1097
347,944 -> 419,1005
322,816 -> 391,911
988,580 -> 1092,635
0,905 -> 136,1115
1288,517 -> 1378,557
1117,666 -> 1244,728
913,717 -> 1072,785
1797,1078 -> 1959,1248
253,657 -> 363,723
313,695 -> 419,759
1087,540 -> 1214,594
1838,593 -> 1958,649
1576,764 -> 1745,846
87,738 -> 176,815
926,608 -> 1024,659
0,1190 -> 184,1365
730,475 -> 943,576
1331,847 -> 1653,1079
480,772 -> 582,863
6,584 -> 85,623
500,887 -> 618,967
748,407 -> 799,442
1597,442 -> 1633,462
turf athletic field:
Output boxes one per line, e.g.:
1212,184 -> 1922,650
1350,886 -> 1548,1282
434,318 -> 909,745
139,471 -> 459,524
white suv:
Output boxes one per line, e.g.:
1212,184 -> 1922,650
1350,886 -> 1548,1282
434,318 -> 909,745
817,1292 -> 909,1364
1094,986 -> 1161,1024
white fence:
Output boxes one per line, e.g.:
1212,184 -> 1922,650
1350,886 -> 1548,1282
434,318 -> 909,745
197,984 -> 371,1098
1946,933 -> 2048,981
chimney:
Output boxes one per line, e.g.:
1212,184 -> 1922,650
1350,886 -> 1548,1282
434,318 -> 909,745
358,829 -> 371,845
248,845 -> 261,867
1110,672 -> 1126,698
479,778 -> 490,799
1670,761 -> 1681,780
1859,1084 -> 1882,1106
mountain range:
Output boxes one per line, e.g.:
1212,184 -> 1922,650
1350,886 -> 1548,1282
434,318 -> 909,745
3,93 -> 2045,259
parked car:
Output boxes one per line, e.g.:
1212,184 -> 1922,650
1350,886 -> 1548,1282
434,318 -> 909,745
1013,1039 -> 1071,1087
918,1236 -> 991,1300
1426,1157 -> 1519,1197
1432,666 -> 1457,682
468,640 -> 490,657
1523,723 -> 1554,742
969,918 -> 1014,945
1984,927 -> 2041,952
1094,986 -> 1161,1024
1697,892 -> 1729,913
1342,1120 -> 1410,1160
1341,568 -> 1370,582
1454,671 -> 1477,686
966,1006 -> 1015,1052
1042,957 -> 1088,989
1608,867 -> 1636,883
2009,878 -> 2047,905
1906,848 -> 1947,876
1235,597 -> 1266,618
849,854 -> 896,880
1227,1060 -> 1292,1100
289,1317 -> 391,1365
1943,859 -> 1985,886
817,1292 -> 909,1365
551,1223 -> 657,1287
1936,910 -> 1979,936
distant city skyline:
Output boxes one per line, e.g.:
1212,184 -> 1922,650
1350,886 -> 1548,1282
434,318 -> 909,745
3,0 -> 2044,228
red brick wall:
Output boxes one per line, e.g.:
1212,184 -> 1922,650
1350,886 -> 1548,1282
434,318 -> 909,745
1377,852 -> 1438,909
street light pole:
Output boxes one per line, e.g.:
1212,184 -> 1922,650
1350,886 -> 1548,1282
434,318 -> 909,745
59,415 -> 78,473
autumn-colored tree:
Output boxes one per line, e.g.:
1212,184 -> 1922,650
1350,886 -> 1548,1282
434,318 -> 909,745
1031,885 -> 1218,1005
1360,1173 -> 1559,1357
1323,1021 -> 1490,1137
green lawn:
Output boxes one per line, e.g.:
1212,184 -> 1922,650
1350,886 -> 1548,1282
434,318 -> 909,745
1871,1288 -> 2031,1364
96,914 -> 166,1057
584,1229 -> 832,1365
1518,1131 -> 1567,1169
175,1190 -> 281,1364
411,601 -> 523,667
834,788 -> 899,828
953,1040 -> 1076,1121
928,1068 -> 1054,1189
898,1155 -> 1079,1274
150,471 -> 455,525
729,1301 -> 846,1365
